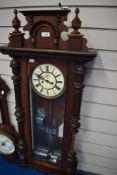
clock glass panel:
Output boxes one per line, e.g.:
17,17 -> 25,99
29,63 -> 66,165
0,109 -> 2,124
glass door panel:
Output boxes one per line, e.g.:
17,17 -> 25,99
29,87 -> 66,165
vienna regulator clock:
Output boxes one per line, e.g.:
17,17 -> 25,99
0,7 -> 96,175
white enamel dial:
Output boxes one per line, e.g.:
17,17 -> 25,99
0,133 -> 15,155
31,64 -> 65,99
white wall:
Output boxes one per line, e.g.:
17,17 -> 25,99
0,1 -> 117,175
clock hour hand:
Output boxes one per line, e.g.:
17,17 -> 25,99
1,139 -> 8,146
43,78 -> 54,85
35,73 -> 54,85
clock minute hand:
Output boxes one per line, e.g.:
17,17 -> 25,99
35,73 -> 53,85
44,79 -> 54,85
35,74 -> 45,81
40,76 -> 54,85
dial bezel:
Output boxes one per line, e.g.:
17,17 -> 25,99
30,63 -> 66,99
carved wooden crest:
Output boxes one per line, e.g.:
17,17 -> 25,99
9,8 -> 88,51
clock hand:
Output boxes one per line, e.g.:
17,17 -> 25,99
1,139 -> 8,146
44,79 -> 54,85
45,74 -> 50,78
35,74 -> 45,81
35,74 -> 54,85
35,73 -> 42,79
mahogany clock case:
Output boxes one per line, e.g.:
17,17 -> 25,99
0,7 -> 96,175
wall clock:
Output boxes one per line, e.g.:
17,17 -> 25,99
0,7 -> 96,175
0,125 -> 17,162
0,132 -> 15,155
0,77 -> 18,162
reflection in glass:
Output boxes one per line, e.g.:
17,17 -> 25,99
0,108 -> 2,124
30,87 -> 65,165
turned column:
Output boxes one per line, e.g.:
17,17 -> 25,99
10,58 -> 27,164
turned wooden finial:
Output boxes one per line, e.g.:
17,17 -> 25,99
71,8 -> 81,34
8,9 -> 24,47
12,9 -> 21,33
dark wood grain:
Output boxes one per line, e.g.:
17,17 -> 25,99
10,58 -> 27,165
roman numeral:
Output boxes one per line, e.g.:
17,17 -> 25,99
39,67 -> 44,73
51,67 -> 55,73
33,78 -> 39,81
53,90 -> 56,95
46,90 -> 49,95
46,65 -> 49,72
56,74 -> 60,78
55,85 -> 61,90
40,86 -> 43,92
34,73 -> 39,77
35,83 -> 40,87
57,80 -> 63,84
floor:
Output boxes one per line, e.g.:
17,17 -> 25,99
0,155 -> 98,175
